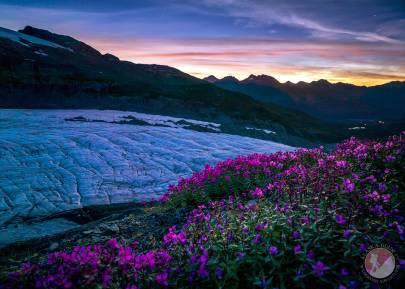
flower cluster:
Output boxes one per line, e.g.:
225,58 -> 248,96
2,133 -> 404,288
3,239 -> 173,289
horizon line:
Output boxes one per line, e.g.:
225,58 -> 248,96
195,73 -> 404,87
2,25 -> 405,88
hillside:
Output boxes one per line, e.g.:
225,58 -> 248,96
0,26 -> 353,146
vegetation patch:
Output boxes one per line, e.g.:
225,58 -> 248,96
1,133 -> 404,288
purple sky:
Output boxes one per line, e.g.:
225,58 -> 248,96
1,0 -> 404,85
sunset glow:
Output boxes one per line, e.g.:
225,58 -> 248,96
87,37 -> 405,86
1,0 -> 404,86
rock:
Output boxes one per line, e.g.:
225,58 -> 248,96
91,236 -> 106,243
99,223 -> 120,233
246,200 -> 257,207
48,242 -> 59,251
83,227 -> 102,235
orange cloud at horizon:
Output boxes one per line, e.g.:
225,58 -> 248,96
85,36 -> 405,86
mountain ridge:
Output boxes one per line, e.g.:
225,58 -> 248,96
205,74 -> 405,120
0,25 -> 352,146
203,74 -> 403,88
0,26 -> 403,144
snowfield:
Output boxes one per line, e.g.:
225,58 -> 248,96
0,109 -> 292,245
0,27 -> 70,50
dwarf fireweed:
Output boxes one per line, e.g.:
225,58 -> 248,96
2,133 -> 404,288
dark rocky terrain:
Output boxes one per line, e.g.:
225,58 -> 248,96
0,202 -> 186,274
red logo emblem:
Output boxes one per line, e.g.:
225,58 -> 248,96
364,247 -> 396,279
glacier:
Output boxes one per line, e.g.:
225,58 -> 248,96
0,109 -> 292,245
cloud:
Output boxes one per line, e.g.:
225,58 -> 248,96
84,35 -> 405,85
286,14 -> 404,44
201,0 -> 405,44
0,0 -> 404,85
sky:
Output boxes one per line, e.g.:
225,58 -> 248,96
0,0 -> 405,86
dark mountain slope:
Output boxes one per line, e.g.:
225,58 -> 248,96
1,26 -> 402,145
208,74 -> 405,120
0,26 -> 356,146
214,75 -> 296,110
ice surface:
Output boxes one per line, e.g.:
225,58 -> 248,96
0,218 -> 79,247
0,109 -> 292,242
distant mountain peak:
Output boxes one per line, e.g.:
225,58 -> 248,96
220,76 -> 239,83
203,75 -> 219,83
242,74 -> 280,86
246,74 -> 257,80
311,79 -> 331,85
20,26 -> 55,40
103,53 -> 120,62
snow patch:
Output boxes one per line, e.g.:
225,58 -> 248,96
246,127 -> 276,134
348,126 -> 366,130
0,27 -> 71,51
34,50 -> 48,56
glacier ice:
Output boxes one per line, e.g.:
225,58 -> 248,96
0,109 -> 292,244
